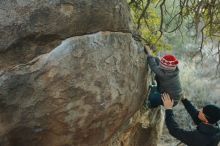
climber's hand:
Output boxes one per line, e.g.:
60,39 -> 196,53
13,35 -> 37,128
144,46 -> 153,55
162,93 -> 174,109
150,45 -> 157,52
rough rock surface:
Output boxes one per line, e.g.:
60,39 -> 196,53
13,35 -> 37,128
0,0 -> 133,70
0,0 -> 164,145
0,0 -> 132,52
0,32 -> 152,146
107,107 -> 164,146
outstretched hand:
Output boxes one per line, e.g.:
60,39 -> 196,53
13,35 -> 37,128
162,93 -> 174,109
144,46 -> 153,55
150,45 -> 157,52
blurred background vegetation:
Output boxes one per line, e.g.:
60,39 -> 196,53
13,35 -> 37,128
127,0 -> 220,145
128,0 -> 220,68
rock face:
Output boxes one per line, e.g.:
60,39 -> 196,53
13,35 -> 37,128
0,0 -> 133,70
0,32 -> 149,146
107,107 -> 164,146
0,0 -> 163,146
0,0 -> 132,52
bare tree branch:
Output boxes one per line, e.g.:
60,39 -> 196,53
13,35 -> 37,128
128,0 -> 136,6
128,0 -> 220,66
216,41 -> 220,76
155,0 -> 166,44
137,0 -> 151,29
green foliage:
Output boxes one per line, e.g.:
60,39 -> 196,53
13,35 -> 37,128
129,0 -> 172,51
128,0 -> 220,57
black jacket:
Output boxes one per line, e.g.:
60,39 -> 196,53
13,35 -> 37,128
165,99 -> 220,146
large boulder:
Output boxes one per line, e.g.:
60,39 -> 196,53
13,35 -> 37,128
0,0 -> 164,145
0,32 -> 149,146
0,0 -> 133,70
0,0 -> 132,52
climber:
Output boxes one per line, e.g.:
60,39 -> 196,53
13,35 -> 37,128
162,93 -> 220,146
144,46 -> 182,108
